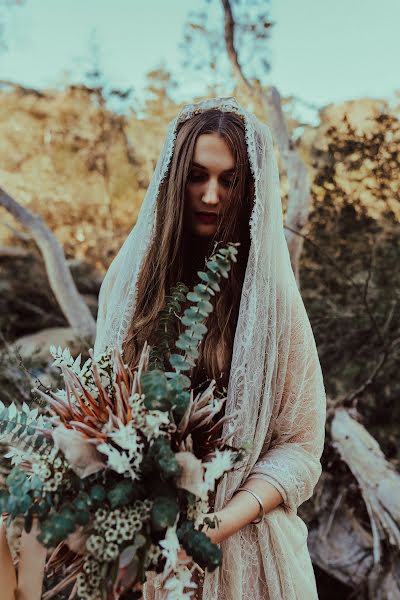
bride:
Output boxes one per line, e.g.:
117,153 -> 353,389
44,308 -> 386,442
94,96 -> 327,599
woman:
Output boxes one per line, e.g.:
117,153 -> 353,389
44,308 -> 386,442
94,96 -> 327,600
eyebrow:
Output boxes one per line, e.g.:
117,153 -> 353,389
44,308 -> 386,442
191,161 -> 235,174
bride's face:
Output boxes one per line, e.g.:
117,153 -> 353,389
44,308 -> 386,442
184,132 -> 235,238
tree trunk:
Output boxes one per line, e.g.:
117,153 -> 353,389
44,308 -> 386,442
308,408 -> 400,598
0,187 -> 96,340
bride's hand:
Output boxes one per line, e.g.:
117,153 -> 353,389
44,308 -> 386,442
198,511 -> 224,544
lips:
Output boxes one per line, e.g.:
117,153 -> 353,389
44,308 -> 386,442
196,212 -> 218,224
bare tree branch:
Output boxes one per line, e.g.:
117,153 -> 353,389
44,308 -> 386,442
0,245 -> 29,258
220,0 -> 310,284
221,0 -> 253,91
0,187 -> 96,339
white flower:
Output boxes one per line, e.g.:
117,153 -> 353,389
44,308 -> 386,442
203,449 -> 235,492
143,411 -> 170,439
97,443 -> 137,478
108,420 -> 136,449
159,524 -> 181,572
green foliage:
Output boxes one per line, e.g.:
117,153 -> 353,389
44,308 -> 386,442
0,401 -> 50,454
168,243 -> 239,376
0,467 -> 42,520
38,505 -> 81,547
148,282 -> 189,371
147,437 -> 181,480
141,367 -> 191,421
301,106 -> 400,459
142,243 -> 239,423
141,369 -> 173,412
90,483 -> 107,504
107,480 -> 136,508
177,520 -> 222,571
150,496 -> 179,531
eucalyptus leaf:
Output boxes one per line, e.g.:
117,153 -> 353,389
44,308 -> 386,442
169,354 -> 191,371
187,291 -> 210,303
183,307 -> 202,320
193,283 -> 215,296
197,300 -> 213,316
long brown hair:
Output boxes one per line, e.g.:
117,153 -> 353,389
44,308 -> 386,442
122,108 -> 255,392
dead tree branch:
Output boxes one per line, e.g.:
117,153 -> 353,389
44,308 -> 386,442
220,0 -> 310,283
0,187 -> 96,340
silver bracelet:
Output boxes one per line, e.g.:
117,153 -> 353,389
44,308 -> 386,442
236,487 -> 265,524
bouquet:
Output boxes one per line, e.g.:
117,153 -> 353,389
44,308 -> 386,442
0,242 -> 243,600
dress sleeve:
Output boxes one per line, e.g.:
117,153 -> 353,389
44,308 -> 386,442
247,288 -> 327,513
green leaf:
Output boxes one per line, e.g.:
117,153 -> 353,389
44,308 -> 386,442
197,300 -> 213,316
215,257 -> 232,278
175,338 -> 189,351
185,346 -> 199,360
180,331 -> 203,344
183,307 -> 202,321
197,271 -> 209,282
199,270 -> 221,291
191,322 -> 208,336
172,393 -> 190,419
149,438 -> 181,479
165,372 -> 191,390
169,354 -> 191,371
141,370 -> 172,411
150,496 -> 179,531
193,283 -> 215,296
30,475 -> 43,492
186,290 -> 211,303
107,480 -> 135,508
205,260 -> 220,273
181,315 -> 197,327
90,484 -> 106,504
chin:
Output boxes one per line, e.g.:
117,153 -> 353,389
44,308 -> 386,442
192,220 -> 218,233
193,226 -> 217,238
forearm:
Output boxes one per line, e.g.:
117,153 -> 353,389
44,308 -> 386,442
204,478 -> 284,544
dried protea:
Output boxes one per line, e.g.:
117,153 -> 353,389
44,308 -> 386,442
175,379 -> 238,458
32,343 -> 150,441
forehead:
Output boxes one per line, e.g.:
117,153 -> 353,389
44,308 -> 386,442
192,132 -> 235,171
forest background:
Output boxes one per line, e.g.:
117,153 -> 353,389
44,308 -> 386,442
0,1 -> 399,598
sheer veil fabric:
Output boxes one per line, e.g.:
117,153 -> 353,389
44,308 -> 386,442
93,97 -> 327,599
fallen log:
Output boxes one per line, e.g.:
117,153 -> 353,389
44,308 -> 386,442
308,408 -> 400,599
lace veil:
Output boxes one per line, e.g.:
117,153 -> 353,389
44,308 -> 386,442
93,97 -> 326,600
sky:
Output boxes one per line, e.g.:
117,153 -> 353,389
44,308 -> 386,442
0,0 -> 399,121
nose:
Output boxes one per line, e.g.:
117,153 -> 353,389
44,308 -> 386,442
202,178 -> 220,205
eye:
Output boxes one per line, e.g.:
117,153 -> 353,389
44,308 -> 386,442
221,178 -> 234,188
188,171 -> 207,183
